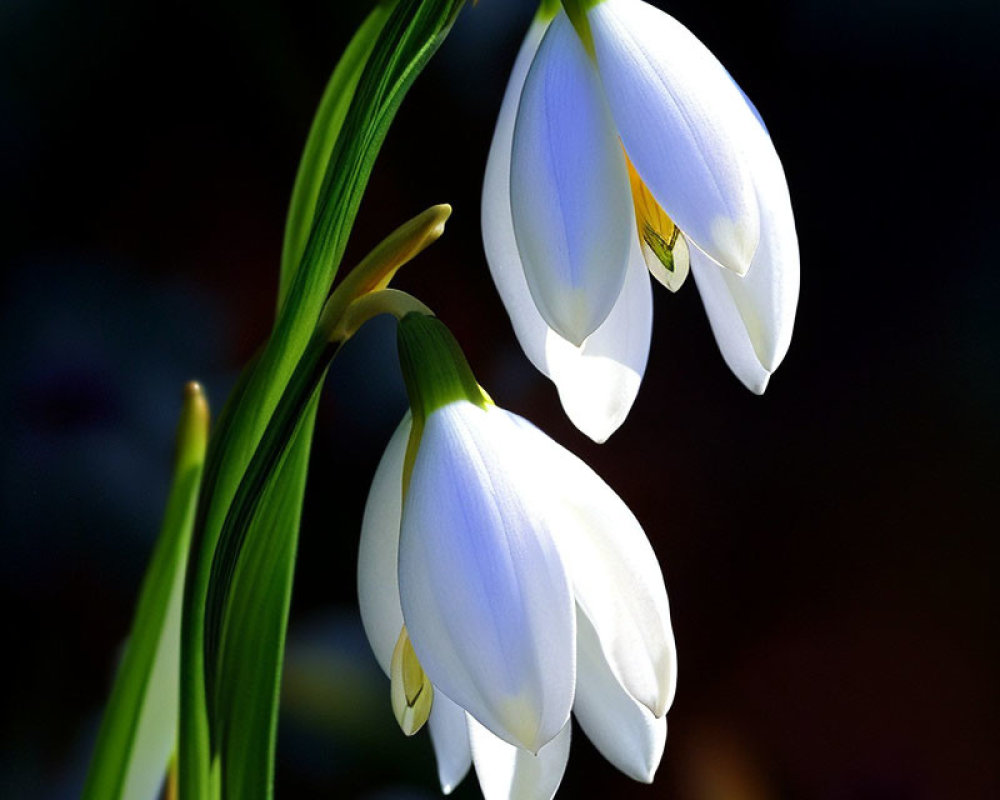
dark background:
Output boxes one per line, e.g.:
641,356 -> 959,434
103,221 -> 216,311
2,0 -> 997,797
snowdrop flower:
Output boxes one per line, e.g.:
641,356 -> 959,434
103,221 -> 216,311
358,313 -> 676,797
483,0 -> 800,442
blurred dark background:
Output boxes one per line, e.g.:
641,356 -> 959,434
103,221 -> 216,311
2,0 -> 997,797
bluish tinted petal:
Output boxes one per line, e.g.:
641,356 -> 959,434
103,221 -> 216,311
399,403 -> 576,752
511,12 -> 633,345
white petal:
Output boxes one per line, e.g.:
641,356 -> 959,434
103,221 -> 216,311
506,414 -> 676,717
511,12 -> 633,345
545,234 -> 652,443
589,0 -> 760,274
689,246 -> 772,393
428,692 -> 473,795
574,610 -> 666,783
483,16 -> 551,376
483,25 -> 652,445
729,78 -> 800,374
687,78 -> 799,391
399,403 -> 576,752
357,414 -> 411,676
469,715 -> 572,800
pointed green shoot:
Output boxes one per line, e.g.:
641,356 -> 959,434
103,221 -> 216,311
83,382 -> 209,800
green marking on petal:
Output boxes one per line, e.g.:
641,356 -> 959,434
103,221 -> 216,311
643,223 -> 679,273
626,150 -> 690,293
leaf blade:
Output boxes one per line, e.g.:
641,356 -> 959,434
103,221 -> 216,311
279,2 -> 396,310
83,383 -> 209,800
217,393 -> 320,799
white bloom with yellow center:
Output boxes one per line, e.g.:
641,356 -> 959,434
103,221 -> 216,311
358,403 -> 676,798
483,0 -> 800,442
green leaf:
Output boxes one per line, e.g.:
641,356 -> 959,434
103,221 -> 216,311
83,383 -> 209,800
204,330 -> 335,800
215,392 -> 320,798
279,2 -> 395,310
274,0 -> 465,379
178,2 -> 466,798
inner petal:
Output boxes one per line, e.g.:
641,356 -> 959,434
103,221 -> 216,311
391,626 -> 434,736
625,150 -> 690,293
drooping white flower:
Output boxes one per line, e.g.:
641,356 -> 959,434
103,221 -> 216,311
357,404 -> 676,798
483,0 -> 800,442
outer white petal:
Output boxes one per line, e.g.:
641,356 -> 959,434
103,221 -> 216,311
511,12 -> 633,345
545,234 -> 652,443
731,82 -> 799,373
689,246 -> 772,393
483,22 -> 652,444
358,416 -> 473,793
399,403 -> 576,753
483,16 -> 551,375
689,81 -> 799,392
589,0 -> 760,274
357,415 -> 411,675
506,414 -> 676,718
574,611 -> 666,783
428,692 -> 473,795
469,715 -> 572,800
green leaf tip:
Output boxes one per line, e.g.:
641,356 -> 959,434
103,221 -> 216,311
178,381 -> 210,469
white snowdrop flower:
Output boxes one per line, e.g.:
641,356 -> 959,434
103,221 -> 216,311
357,313 -> 676,798
483,0 -> 799,442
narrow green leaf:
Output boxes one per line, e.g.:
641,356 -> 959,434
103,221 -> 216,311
282,0 -> 465,360
217,393 -> 320,798
178,359 -> 261,800
204,338 -> 334,676
279,2 -> 396,310
83,383 -> 209,800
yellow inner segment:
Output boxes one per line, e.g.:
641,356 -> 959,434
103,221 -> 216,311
625,154 -> 680,266
390,627 -> 434,736
624,150 -> 690,292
